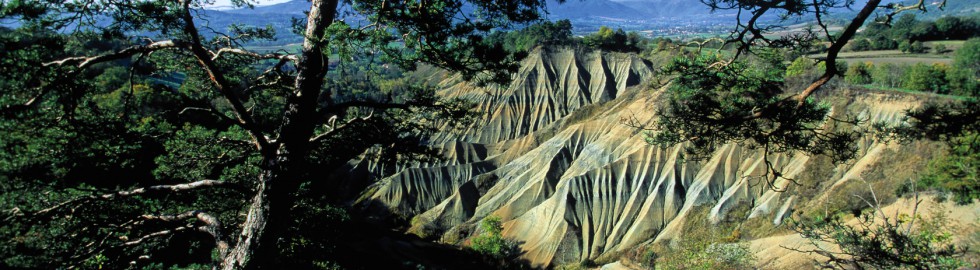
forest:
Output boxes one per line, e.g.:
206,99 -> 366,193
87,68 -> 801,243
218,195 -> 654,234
0,0 -> 977,269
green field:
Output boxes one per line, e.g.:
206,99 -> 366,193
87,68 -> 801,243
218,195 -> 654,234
806,40 -> 968,65
840,56 -> 952,65
812,50 -> 953,65
924,40 -> 966,51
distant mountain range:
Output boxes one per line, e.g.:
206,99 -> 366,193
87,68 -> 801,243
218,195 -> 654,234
543,0 -> 652,20
216,0 -> 978,20
218,0 -> 724,19
200,0 -> 977,42
222,0 -> 310,15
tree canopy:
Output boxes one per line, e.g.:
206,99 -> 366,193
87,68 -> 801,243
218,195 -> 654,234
645,0 -> 964,188
0,0 -> 558,269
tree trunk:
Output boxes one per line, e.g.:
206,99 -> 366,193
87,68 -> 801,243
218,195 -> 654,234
219,0 -> 338,269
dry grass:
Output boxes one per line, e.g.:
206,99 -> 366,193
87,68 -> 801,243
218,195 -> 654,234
839,57 -> 952,65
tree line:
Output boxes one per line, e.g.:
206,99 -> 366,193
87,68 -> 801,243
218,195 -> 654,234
849,14 -> 980,52
784,37 -> 979,96
484,20 -> 645,54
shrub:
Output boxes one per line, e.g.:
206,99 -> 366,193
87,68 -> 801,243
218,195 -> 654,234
786,56 -> 817,78
792,186 -> 965,269
471,216 -> 508,257
849,38 -> 872,51
901,63 -> 949,93
899,40 -> 912,53
900,133 -> 979,204
581,26 -> 643,52
948,38 -> 980,96
872,36 -> 898,50
646,241 -> 755,269
910,41 -> 928,53
844,62 -> 872,85
871,63 -> 903,87
638,206 -> 756,269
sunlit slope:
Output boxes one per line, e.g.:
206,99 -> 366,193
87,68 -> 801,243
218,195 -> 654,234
358,48 -> 930,267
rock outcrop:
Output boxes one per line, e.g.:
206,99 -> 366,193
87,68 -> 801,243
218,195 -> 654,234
355,48 -> 935,267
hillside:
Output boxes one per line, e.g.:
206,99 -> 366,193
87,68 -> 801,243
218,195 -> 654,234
344,48 -> 973,268
613,0 -> 727,18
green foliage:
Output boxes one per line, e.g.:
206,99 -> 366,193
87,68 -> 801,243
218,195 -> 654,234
871,35 -> 898,50
646,241 -> 755,270
860,14 -> 980,47
484,20 -> 574,53
848,38 -> 872,51
901,63 -> 949,93
785,56 -> 846,81
635,205 -> 755,270
879,99 -> 980,205
814,54 -> 975,97
913,137 -> 979,205
909,41 -> 928,53
785,56 -> 817,78
899,40 -> 912,53
351,0 -> 548,85
869,63 -> 901,88
948,38 -> 980,96
280,197 -> 351,269
793,201 -> 964,269
844,62 -> 872,85
471,216 -> 508,257
0,0 -> 540,266
581,26 -> 644,53
651,54 -> 858,167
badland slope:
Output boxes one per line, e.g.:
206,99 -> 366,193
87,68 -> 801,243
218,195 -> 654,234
354,48 -> 957,267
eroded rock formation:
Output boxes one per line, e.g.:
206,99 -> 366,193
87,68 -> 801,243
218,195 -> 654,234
355,48 -> 934,267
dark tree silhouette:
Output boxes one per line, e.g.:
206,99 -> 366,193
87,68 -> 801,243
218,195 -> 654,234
0,0 -> 558,269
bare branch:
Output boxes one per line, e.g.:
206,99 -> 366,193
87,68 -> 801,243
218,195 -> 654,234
44,40 -> 186,69
138,210 -> 229,259
310,111 -> 373,143
20,180 -> 233,221
792,0 -> 881,107
178,0 -> 272,154
0,88 -> 52,116
211,48 -> 298,63
879,0 -> 946,24
122,225 -> 194,247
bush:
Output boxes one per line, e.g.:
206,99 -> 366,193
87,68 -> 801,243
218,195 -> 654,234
900,133 -> 979,204
636,205 -> 756,270
872,36 -> 898,50
484,20 -> 573,53
471,216 -> 509,258
844,62 -> 872,85
871,63 -> 903,87
792,192 -> 965,270
901,63 -> 949,93
786,56 -> 818,78
581,26 -> 643,53
948,38 -> 980,96
849,38 -> 872,51
910,41 -> 928,53
645,240 -> 755,269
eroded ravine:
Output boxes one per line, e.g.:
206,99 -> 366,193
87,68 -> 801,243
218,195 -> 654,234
353,48 -> 937,267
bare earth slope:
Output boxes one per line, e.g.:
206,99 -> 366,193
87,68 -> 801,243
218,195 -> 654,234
355,48 -> 946,267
